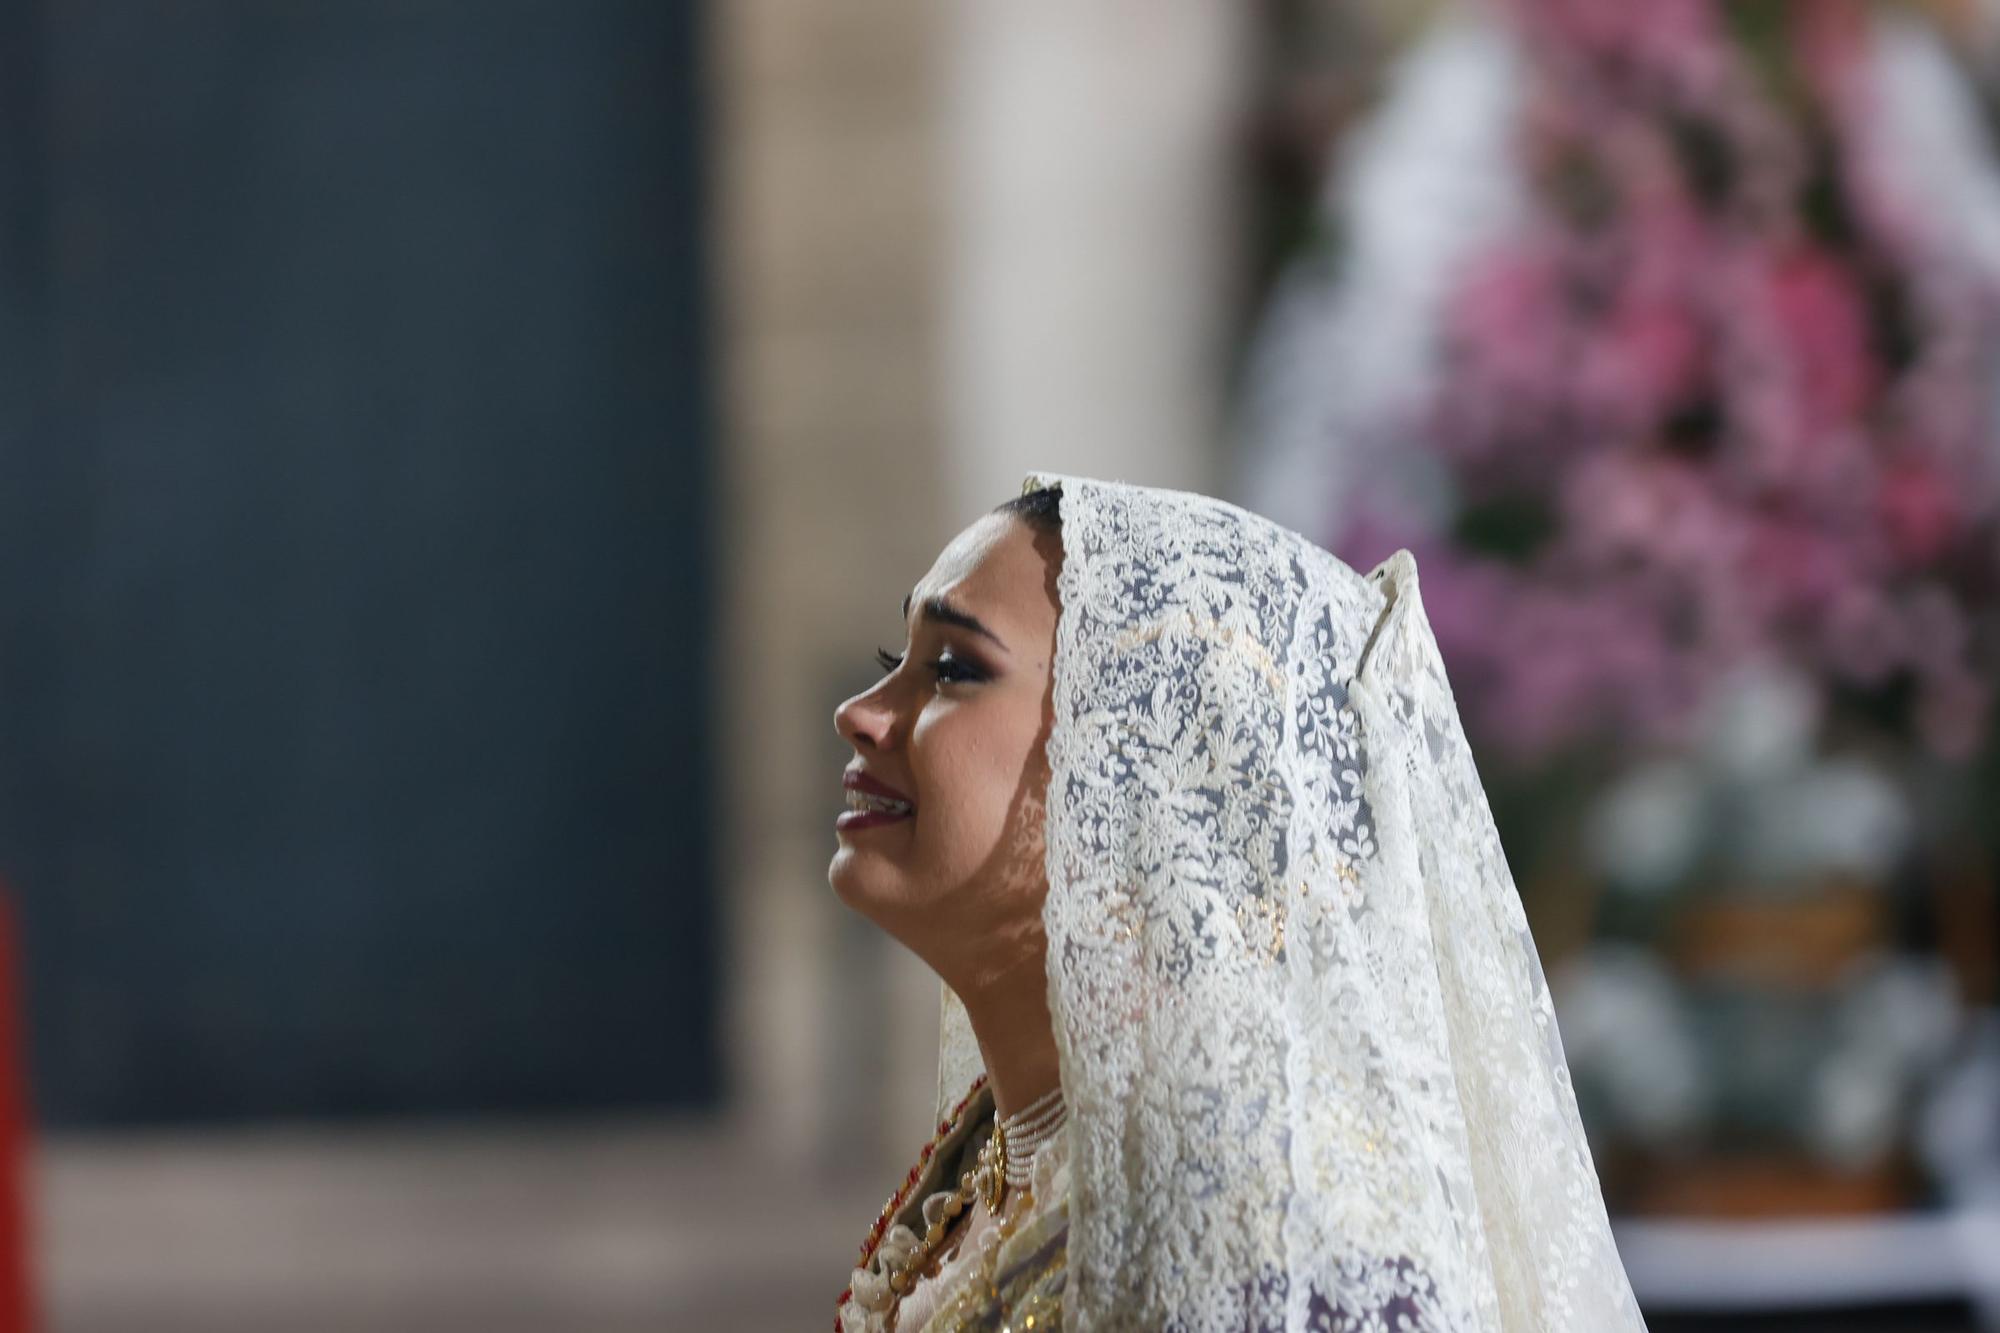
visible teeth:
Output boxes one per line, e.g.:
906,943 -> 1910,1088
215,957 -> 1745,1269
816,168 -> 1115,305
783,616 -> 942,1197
846,789 -> 912,815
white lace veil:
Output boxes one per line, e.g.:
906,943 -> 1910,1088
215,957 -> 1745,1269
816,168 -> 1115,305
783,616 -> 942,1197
936,472 -> 1648,1331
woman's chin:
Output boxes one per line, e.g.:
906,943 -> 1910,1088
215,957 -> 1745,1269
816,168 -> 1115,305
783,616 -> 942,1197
827,851 -> 898,911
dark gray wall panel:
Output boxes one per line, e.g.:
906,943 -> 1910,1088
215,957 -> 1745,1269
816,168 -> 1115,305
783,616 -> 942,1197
0,1 -> 715,1126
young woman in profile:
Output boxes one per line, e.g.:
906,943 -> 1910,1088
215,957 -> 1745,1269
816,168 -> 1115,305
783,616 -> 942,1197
828,472 -> 1649,1333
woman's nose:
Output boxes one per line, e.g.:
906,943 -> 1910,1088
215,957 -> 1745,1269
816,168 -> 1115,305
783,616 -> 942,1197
835,685 -> 893,750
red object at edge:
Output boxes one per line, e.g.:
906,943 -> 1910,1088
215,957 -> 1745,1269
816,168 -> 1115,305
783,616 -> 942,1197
0,889 -> 35,1333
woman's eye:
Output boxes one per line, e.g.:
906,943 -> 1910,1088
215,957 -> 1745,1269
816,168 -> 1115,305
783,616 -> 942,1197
929,654 -> 981,684
873,646 -> 981,684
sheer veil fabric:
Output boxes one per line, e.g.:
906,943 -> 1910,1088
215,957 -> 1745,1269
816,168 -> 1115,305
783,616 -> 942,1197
932,472 -> 1648,1331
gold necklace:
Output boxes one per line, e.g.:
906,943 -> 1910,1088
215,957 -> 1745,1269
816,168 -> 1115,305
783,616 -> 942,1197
887,1166 -> 975,1296
837,1078 -> 1060,1329
837,1077 -> 990,1330
888,1126 -> 1019,1297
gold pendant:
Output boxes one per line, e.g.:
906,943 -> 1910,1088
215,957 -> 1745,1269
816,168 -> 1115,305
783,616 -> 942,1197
980,1128 -> 1007,1212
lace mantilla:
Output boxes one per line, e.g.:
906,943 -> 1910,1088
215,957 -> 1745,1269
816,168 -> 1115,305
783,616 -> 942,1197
922,473 -> 1647,1332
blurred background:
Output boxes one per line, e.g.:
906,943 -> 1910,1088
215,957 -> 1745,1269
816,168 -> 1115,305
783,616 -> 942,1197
0,0 -> 1996,1330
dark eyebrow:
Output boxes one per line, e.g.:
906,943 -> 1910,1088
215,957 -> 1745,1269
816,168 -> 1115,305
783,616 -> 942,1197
902,590 -> 1010,654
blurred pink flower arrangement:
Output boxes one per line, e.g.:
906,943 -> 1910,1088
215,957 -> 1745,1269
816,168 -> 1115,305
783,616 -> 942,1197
1337,0 -> 2000,768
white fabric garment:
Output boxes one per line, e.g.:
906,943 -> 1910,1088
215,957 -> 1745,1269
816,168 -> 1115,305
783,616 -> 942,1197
931,471 -> 1649,1331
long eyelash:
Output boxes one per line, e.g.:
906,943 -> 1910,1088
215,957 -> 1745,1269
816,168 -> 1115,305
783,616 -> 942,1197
874,646 -> 982,684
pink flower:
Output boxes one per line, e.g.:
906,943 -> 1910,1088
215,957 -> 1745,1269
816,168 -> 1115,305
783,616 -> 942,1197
1765,244 -> 1880,429
1345,0 -> 2000,771
1741,516 -> 1851,622
1876,458 -> 1963,567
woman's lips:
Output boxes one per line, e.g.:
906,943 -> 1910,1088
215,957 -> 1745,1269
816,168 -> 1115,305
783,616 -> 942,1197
844,769 -> 913,803
840,768 -> 915,832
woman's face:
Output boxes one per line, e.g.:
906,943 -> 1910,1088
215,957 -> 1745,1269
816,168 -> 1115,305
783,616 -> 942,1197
829,511 -> 1061,966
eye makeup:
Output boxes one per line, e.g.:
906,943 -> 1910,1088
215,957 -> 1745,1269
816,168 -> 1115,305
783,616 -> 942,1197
874,646 -> 986,684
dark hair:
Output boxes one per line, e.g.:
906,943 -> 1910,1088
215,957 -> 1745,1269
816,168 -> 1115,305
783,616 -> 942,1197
995,484 -> 1062,538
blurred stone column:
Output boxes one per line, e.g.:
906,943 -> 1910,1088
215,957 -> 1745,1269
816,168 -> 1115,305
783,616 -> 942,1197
713,0 -> 953,1171
940,0 -> 1256,513
715,0 -> 1256,1173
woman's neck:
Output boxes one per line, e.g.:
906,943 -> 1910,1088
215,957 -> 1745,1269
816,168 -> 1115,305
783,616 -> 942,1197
953,946 -> 1062,1121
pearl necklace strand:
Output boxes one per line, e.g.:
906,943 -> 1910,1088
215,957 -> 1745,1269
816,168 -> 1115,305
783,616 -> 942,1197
995,1083 -> 1067,1192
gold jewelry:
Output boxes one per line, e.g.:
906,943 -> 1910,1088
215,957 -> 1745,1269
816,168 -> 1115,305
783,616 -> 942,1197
881,1115 -> 1047,1304
839,1076 -> 992,1326
883,1154 -> 982,1297
979,1123 -> 1007,1212
840,1077 -> 1066,1327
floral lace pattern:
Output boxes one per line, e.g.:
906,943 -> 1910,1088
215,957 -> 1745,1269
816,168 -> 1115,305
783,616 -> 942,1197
922,473 -> 1648,1332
